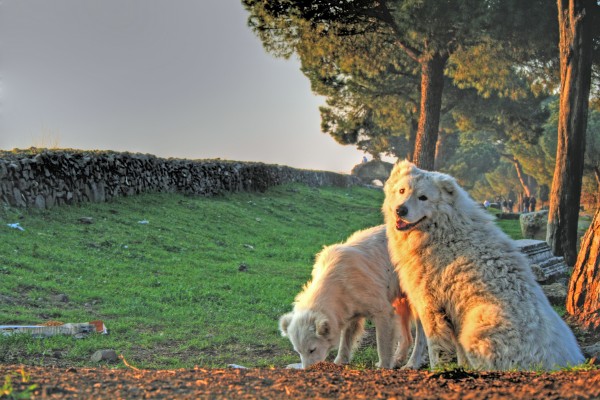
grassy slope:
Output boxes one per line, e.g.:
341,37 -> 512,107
488,208 -> 524,241
0,185 -> 386,368
0,185 -> 524,369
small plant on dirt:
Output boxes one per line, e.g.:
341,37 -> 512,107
558,359 -> 599,372
1,369 -> 38,400
431,363 -> 481,379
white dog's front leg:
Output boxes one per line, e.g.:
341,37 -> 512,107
393,313 -> 412,364
454,339 -> 468,367
334,317 -> 364,365
373,313 -> 396,368
402,318 -> 427,369
426,336 -> 445,369
420,311 -> 458,369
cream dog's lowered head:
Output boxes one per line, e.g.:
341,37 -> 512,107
279,309 -> 338,369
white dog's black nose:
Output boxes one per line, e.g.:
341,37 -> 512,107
396,205 -> 408,217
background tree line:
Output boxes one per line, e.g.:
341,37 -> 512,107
243,2 -> 598,237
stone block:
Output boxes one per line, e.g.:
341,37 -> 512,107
520,210 -> 549,240
34,194 -> 46,209
539,282 -> 567,306
91,349 -> 118,363
515,239 -> 569,282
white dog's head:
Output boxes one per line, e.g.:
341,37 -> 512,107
279,309 -> 338,369
383,160 -> 462,233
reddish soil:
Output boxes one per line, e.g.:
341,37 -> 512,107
2,363 -> 600,399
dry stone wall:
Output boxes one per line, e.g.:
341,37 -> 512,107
0,150 -> 359,209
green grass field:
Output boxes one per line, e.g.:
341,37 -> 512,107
0,184 -> 523,369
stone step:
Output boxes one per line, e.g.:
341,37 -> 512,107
516,240 -> 553,262
515,238 -> 550,253
538,256 -> 569,277
515,239 -> 568,282
526,249 -> 555,264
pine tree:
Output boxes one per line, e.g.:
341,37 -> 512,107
242,0 -> 555,170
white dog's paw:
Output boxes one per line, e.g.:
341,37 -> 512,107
376,360 -> 395,369
400,362 -> 420,370
285,363 -> 303,369
334,356 -> 350,365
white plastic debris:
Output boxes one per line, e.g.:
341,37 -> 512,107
7,223 -> 24,231
227,364 -> 247,369
138,220 -> 149,224
0,320 -> 108,338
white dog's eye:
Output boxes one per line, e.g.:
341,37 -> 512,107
399,188 -> 405,194
418,195 -> 428,201
309,348 -> 316,354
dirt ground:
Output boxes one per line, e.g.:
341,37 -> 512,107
1,362 -> 599,399
2,321 -> 599,399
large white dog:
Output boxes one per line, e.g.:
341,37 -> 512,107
279,225 -> 426,369
382,160 -> 584,370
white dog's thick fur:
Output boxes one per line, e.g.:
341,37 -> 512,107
279,225 -> 424,369
383,160 -> 584,371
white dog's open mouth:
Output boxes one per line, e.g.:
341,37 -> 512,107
395,216 -> 426,231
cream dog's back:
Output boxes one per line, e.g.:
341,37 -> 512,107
280,225 -> 418,368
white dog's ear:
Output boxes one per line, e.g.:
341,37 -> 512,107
438,175 -> 457,198
279,312 -> 294,337
315,316 -> 331,338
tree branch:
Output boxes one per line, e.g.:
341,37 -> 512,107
499,152 -> 533,197
371,1 -> 422,63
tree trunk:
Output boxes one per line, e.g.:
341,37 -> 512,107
566,206 -> 600,331
407,119 -> 418,162
413,53 -> 447,171
547,0 -> 594,266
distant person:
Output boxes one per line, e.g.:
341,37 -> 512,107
484,200 -> 490,209
530,196 -> 537,212
508,199 -> 514,212
362,156 -> 368,163
502,199 -> 508,213
523,196 -> 530,213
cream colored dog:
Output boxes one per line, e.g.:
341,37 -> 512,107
383,160 -> 584,370
279,225 -> 425,369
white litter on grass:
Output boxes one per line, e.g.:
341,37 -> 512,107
286,363 -> 303,369
138,220 -> 149,224
0,321 -> 108,338
227,364 -> 247,369
7,223 -> 24,231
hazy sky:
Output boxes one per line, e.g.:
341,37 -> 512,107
0,0 -> 372,173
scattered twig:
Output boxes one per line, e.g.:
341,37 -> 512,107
119,354 -> 140,371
